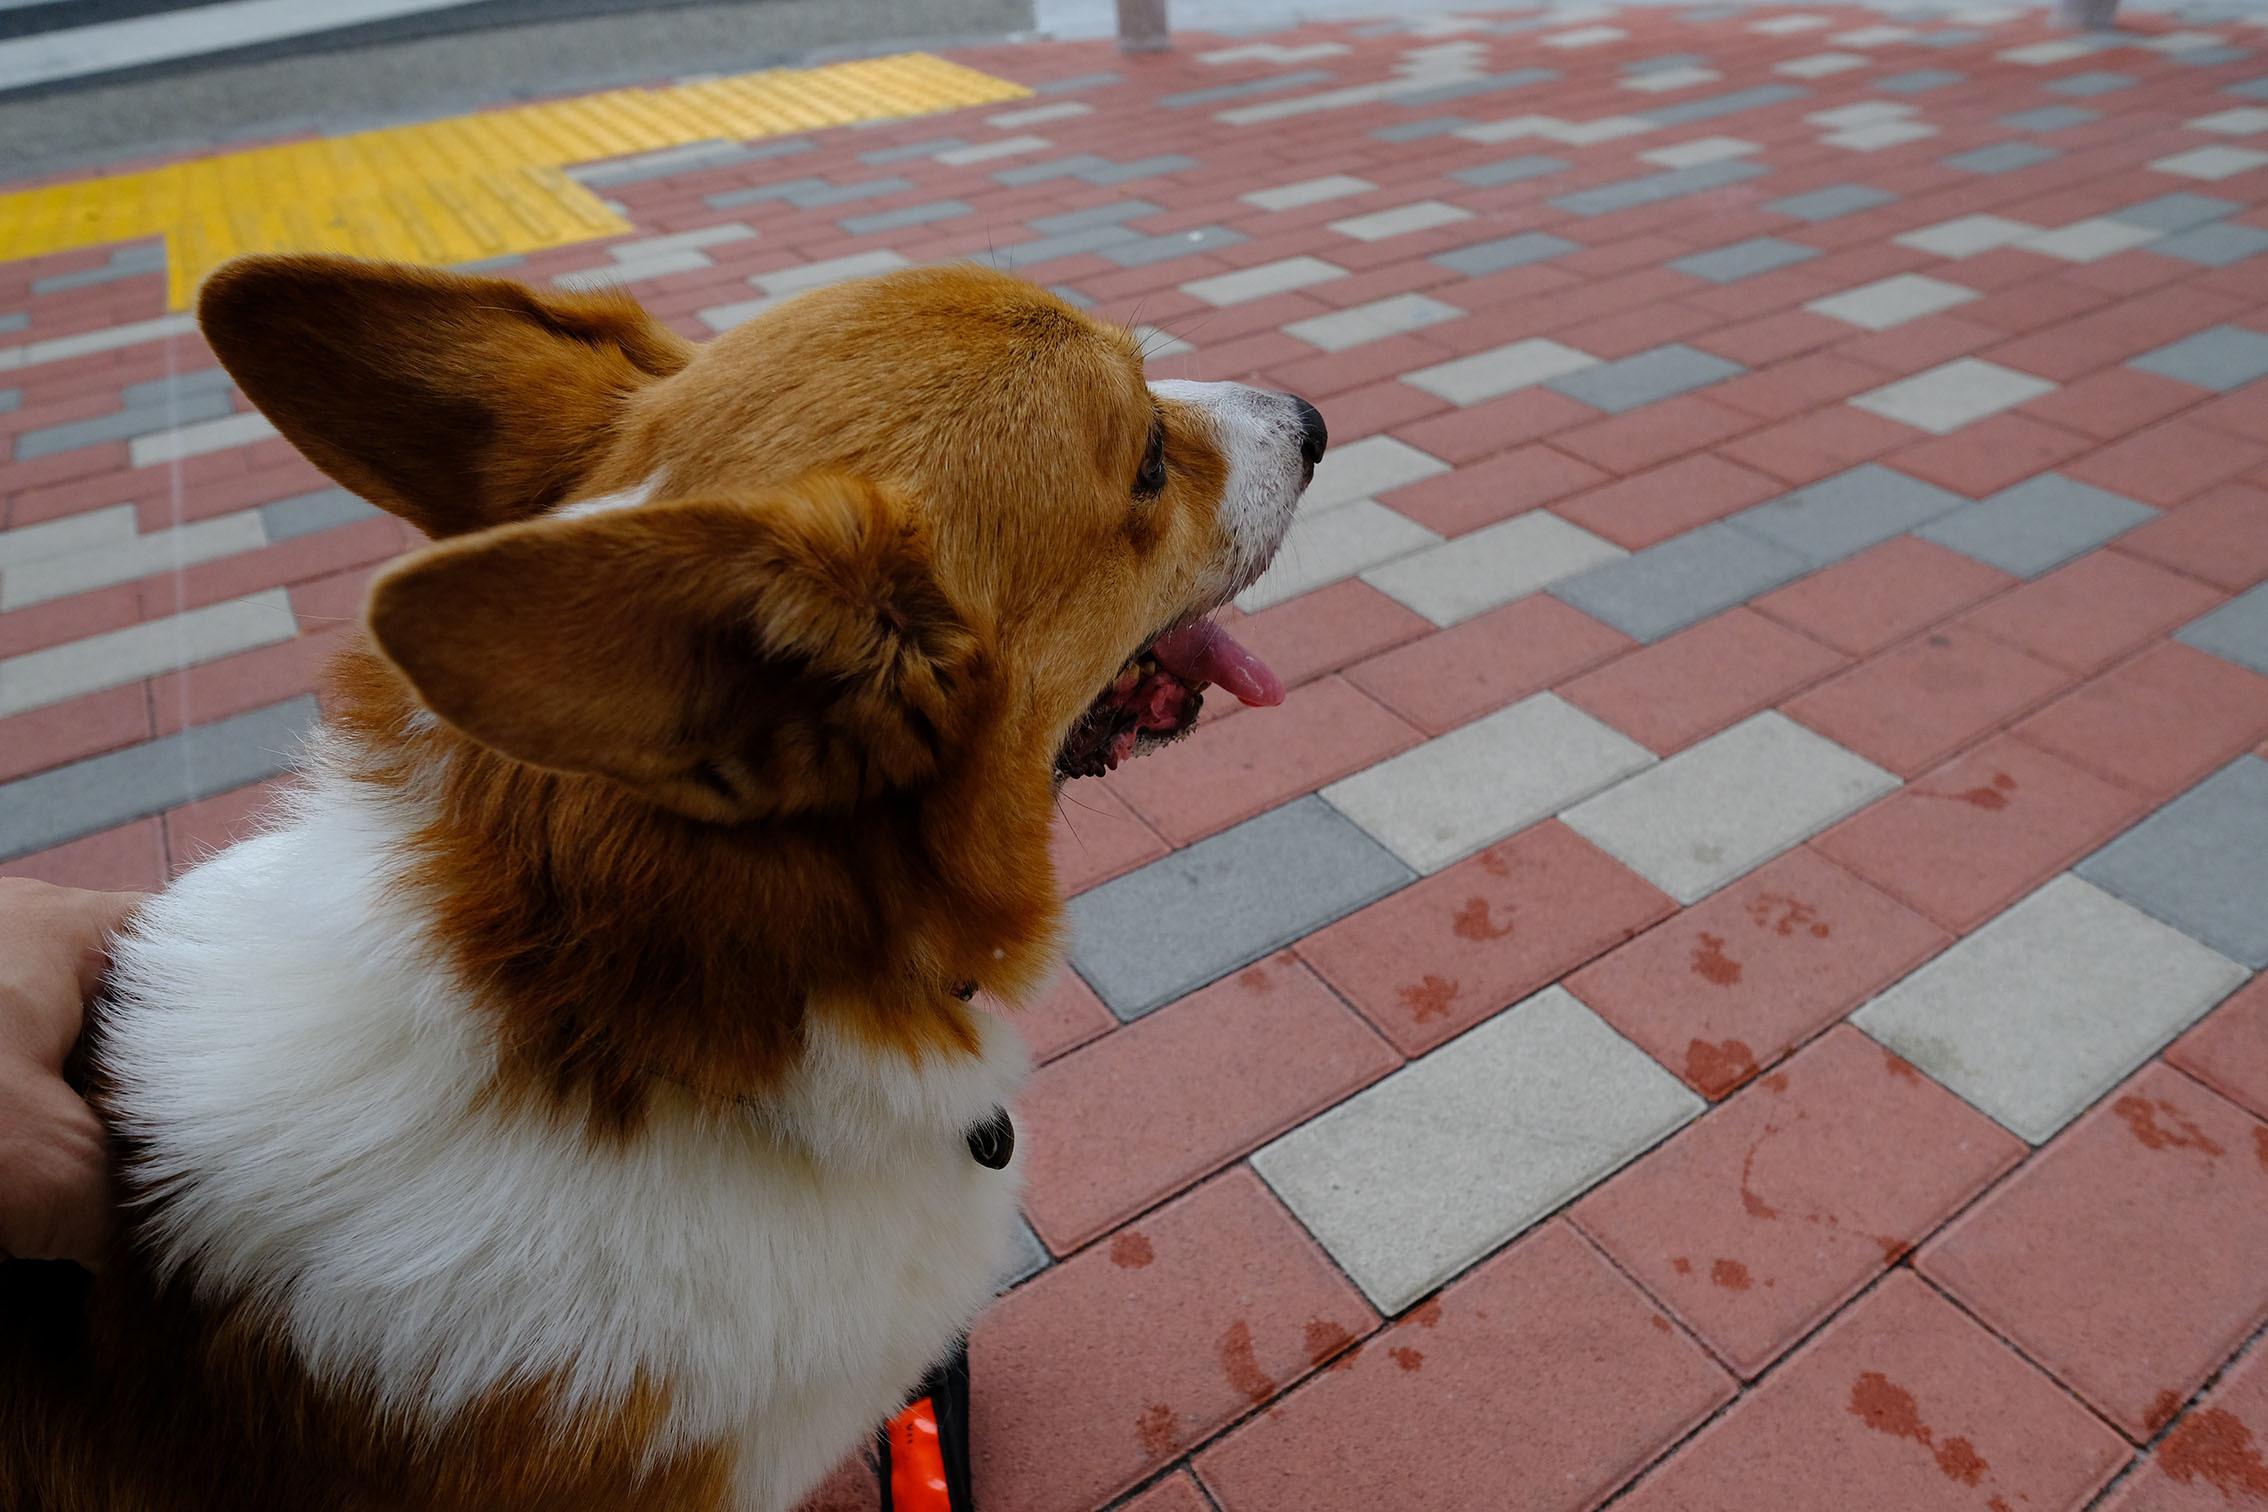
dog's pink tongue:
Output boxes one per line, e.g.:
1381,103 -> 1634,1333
1151,620 -> 1285,707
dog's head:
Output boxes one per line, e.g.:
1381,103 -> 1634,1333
200,256 -> 1321,823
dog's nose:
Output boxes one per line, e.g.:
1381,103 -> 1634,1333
1289,396 -> 1328,467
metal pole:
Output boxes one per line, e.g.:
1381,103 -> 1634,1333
1116,0 -> 1169,52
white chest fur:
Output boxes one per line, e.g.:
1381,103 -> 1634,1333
98,777 -> 1027,1512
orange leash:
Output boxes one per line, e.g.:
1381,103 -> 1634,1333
884,1395 -> 955,1512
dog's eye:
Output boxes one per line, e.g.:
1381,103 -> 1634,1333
1134,422 -> 1167,499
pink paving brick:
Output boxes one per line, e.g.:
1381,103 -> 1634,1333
0,684 -> 152,785
1017,954 -> 1397,1253
1549,454 -> 1786,551
1193,1222 -> 1734,1512
1050,780 -> 1169,898
1297,821 -> 1674,1058
1780,625 -> 2074,778
1920,1063 -> 2268,1442
1377,444 -> 1608,537
1210,580 -> 1429,696
1615,1271 -> 2130,1512
1710,353 -> 1899,424
0,579 -> 141,662
1688,309 -> 1848,368
2100,1334 -> 2268,1511
2019,366 -> 2210,443
2062,417 -> 2268,509
969,1170 -> 1377,1512
789,1454 -> 874,1512
1751,536 -> 2016,659
161,777 -> 288,877
1548,394 -> 1754,477
1104,676 -> 1419,846
993,969 -> 1115,1068
1342,594 -> 1632,737
1315,376 -> 1446,443
1388,387 -> 1599,467
1717,406 -> 1921,487
2011,641 -> 2268,800
1881,412 -> 2096,500
1958,551 -> 2223,675
1116,1472 -> 1212,1512
1812,735 -> 2147,934
0,817 -> 168,893
1559,608 -> 1847,757
1566,847 -> 1949,1102
2113,481 -> 2268,594
1573,1026 -> 2024,1377
2168,975 -> 2268,1125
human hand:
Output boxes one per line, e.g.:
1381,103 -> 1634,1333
0,877 -> 145,1266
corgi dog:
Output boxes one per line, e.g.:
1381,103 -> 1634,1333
0,255 -> 1323,1512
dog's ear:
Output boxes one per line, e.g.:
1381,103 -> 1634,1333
198,254 -> 692,540
365,473 -> 993,821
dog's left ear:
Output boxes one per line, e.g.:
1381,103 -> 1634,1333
198,254 -> 693,540
365,473 -> 994,821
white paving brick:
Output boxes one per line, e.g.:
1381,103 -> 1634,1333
1402,338 -> 1598,406
2000,38 -> 2100,64
2151,146 -> 2268,181
1854,875 -> 2247,1143
1808,101 -> 1920,128
2019,218 -> 2164,263
1823,120 -> 1939,150
1777,52 -> 1871,77
1197,41 -> 1349,64
2139,29 -> 2229,52
986,101 -> 1093,127
1543,24 -> 1627,46
1303,435 -> 1452,512
1181,256 -> 1348,307
1849,358 -> 2057,435
1894,213 -> 2044,257
0,313 -> 198,374
129,409 -> 278,467
554,247 -> 715,291
1234,500 -> 1440,613
1,509 -> 269,610
1833,25 -> 1918,44
1622,65 -> 1722,92
1283,292 -> 1463,352
1562,712 -> 1899,903
933,135 -> 1050,166
1252,986 -> 1702,1312
1805,273 -> 1980,330
0,588 -> 298,717
1328,200 -> 1475,242
0,503 -> 136,569
2188,107 -> 2268,136
1639,136 -> 1762,168
1362,510 -> 1625,626
1133,325 -> 1194,361
699,250 -> 915,330
1751,13 -> 1832,32
605,224 -> 755,258
1240,174 -> 1376,211
1322,693 -> 1655,874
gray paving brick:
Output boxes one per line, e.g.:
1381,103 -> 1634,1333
2152,222 -> 2268,267
1251,986 -> 1701,1312
1028,200 -> 1162,235
1641,82 -> 1808,127
2230,76 -> 2268,99
2176,46 -> 2253,66
2128,324 -> 2268,391
1767,183 -> 1898,221
2046,71 -> 2138,95
1917,27 -> 1985,45
15,387 -> 236,460
29,243 -> 165,296
0,313 -> 25,335
0,389 -> 16,413
258,487 -> 382,542
1099,225 -> 1248,267
1067,796 -> 1413,1021
1371,116 -> 1474,141
452,254 -> 525,274
1667,236 -> 1821,283
1914,474 -> 2157,577
1875,69 -> 1966,92
993,154 -> 1113,186
1544,343 -> 1744,413
1626,53 -> 1711,73
2078,757 -> 2268,967
1156,70 -> 1335,109
1390,67 -> 1559,107
1729,464 -> 1968,567
1551,522 -> 1812,643
1035,71 -> 1123,93
1999,106 -> 2102,131
857,136 -> 965,165
1080,155 -> 1199,186
705,175 -> 911,212
1045,284 -> 1095,309
839,200 -> 973,235
998,1214 -> 1050,1289
2177,581 -> 2268,678
1431,231 -> 1581,276
984,225 -> 1143,268
119,366 -> 234,410
1551,159 -> 1769,217
2111,192 -> 2242,231
569,137 -> 809,188
1942,142 -> 2063,174
0,696 -> 318,862
1451,154 -> 1570,187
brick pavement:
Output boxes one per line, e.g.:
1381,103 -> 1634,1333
5,4 -> 2268,1507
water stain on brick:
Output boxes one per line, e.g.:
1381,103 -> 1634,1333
1451,895 -> 1515,941
1218,1319 -> 1277,1405
1874,1234 -> 1914,1266
1671,1256 -> 1693,1274
1650,1315 -> 1672,1334
1884,1048 -> 1921,1083
1691,930 -> 1743,985
1479,848 -> 1510,878
1763,1071 -> 1789,1093
2257,1125 -> 2268,1174
1399,974 -> 1460,1023
1848,1371 -> 1998,1489
1740,1130 -> 1781,1220
1956,771 -> 2017,810
1110,1231 -> 1155,1269
2113,1094 -> 2226,1156
1304,1317 -> 1355,1369
1687,1036 -> 1759,1099
2147,1389 -> 2186,1435
1388,1346 -> 1424,1372
1404,1298 -> 1444,1330
1746,892 -> 1829,938
1711,1257 -> 1753,1291
2160,1408 -> 2268,1499
1238,964 -> 1271,990
1135,1403 -> 1180,1458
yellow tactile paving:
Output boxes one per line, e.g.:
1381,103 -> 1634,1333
0,52 -> 1028,309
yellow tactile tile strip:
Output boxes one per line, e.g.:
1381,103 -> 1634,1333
0,52 -> 1029,309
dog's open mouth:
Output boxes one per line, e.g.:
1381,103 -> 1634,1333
1053,619 -> 1283,780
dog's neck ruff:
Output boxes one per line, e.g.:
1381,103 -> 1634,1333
97,764 -> 1026,1502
